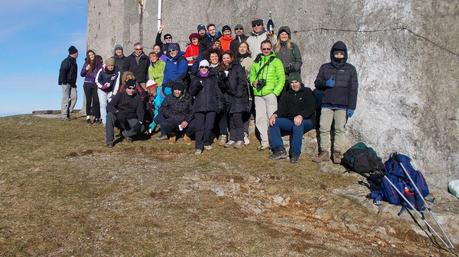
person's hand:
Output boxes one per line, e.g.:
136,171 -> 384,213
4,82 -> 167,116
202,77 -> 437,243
159,23 -> 164,33
86,64 -> 91,71
180,121 -> 188,129
252,80 -> 258,88
269,114 -> 277,126
294,115 -> 303,126
325,76 -> 335,88
266,30 -> 274,37
347,109 -> 354,118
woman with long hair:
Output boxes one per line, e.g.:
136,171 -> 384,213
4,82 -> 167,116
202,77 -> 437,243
80,49 -> 102,123
236,42 -> 254,145
274,26 -> 303,84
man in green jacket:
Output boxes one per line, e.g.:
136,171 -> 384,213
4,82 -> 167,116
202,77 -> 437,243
249,40 -> 285,150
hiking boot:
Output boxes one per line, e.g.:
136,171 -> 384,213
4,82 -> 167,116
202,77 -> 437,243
168,135 -> 177,144
290,155 -> 299,164
183,134 -> 192,145
270,149 -> 288,160
312,151 -> 330,163
218,135 -> 227,146
257,144 -> 269,151
86,116 -> 92,124
332,151 -> 343,164
94,118 -> 102,124
233,141 -> 244,149
156,134 -> 168,141
204,145 -> 213,151
194,149 -> 203,155
106,142 -> 114,148
224,140 -> 235,148
243,132 -> 250,145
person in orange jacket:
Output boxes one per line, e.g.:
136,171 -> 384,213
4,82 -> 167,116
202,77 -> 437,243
220,25 -> 233,52
184,33 -> 200,67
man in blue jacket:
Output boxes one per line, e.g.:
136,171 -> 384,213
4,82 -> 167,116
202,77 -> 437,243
58,46 -> 78,120
312,41 -> 359,164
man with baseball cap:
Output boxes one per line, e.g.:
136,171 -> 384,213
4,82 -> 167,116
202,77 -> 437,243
58,45 -> 79,120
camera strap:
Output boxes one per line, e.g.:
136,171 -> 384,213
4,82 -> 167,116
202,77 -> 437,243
255,56 -> 276,80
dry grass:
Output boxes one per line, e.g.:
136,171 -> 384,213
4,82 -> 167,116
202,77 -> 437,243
0,115 -> 452,256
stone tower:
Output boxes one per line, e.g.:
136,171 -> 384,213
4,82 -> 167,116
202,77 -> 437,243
87,0 -> 459,189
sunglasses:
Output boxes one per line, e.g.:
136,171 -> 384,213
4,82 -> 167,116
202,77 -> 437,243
165,37 -> 172,39
262,48 -> 272,51
199,66 -> 209,69
168,49 -> 177,52
235,28 -> 243,31
127,87 -> 136,90
135,48 -> 143,50
253,24 -> 263,27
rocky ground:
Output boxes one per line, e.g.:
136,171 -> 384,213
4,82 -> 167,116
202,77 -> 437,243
0,115 -> 457,256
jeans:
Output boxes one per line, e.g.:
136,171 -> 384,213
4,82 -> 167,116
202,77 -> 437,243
105,112 -> 141,144
60,84 -> 77,118
83,82 -> 100,118
194,111 -> 216,150
269,117 -> 315,157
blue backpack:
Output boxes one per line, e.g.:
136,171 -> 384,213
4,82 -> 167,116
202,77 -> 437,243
379,153 -> 430,211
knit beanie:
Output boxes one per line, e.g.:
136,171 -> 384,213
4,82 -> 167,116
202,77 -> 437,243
197,24 -> 206,32
68,46 -> 78,54
114,44 -> 123,51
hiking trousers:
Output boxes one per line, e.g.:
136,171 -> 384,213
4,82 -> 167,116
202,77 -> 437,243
105,112 -> 141,144
60,84 -> 77,118
194,111 -> 216,150
255,94 -> 277,147
319,108 -> 347,153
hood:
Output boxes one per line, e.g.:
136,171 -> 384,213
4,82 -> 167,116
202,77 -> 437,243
330,41 -> 348,65
166,51 -> 184,61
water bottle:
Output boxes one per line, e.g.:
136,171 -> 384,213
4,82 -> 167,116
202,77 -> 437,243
267,11 -> 274,32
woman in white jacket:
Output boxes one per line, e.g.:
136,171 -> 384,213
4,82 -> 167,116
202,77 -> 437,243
95,57 -> 120,125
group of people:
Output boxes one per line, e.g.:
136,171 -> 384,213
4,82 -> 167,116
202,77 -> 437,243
58,18 -> 358,164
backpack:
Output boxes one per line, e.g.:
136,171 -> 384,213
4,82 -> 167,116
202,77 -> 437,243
342,142 -> 384,175
380,153 -> 430,211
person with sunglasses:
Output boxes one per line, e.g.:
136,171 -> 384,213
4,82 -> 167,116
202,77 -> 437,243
246,19 -> 277,59
105,79 -> 145,147
123,42 -> 150,90
230,24 -> 248,55
163,43 -> 188,86
155,23 -> 179,55
189,60 -> 223,155
249,40 -> 285,151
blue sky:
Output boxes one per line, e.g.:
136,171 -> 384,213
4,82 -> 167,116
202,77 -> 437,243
0,0 -> 87,116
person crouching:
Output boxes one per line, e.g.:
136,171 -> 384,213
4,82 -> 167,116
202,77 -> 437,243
268,74 -> 316,163
158,81 -> 193,145
105,79 -> 145,147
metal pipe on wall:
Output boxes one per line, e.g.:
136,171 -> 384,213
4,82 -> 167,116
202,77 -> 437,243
157,0 -> 162,31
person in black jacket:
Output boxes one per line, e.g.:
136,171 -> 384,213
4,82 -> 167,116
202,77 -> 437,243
58,45 -> 78,120
105,79 -> 145,147
189,60 -> 222,155
123,42 -> 150,89
155,23 -> 179,55
312,41 -> 358,164
112,44 -> 126,75
230,24 -> 248,55
158,81 -> 193,145
220,51 -> 249,149
268,74 -> 316,163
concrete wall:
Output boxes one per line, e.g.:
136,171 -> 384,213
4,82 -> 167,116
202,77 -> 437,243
87,0 -> 459,189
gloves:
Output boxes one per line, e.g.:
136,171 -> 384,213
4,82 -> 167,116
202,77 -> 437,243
286,63 -> 293,73
325,75 -> 335,88
347,109 -> 354,118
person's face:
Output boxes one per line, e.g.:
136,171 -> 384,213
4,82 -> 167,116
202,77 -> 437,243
126,86 -> 135,95
192,37 -> 199,45
212,42 -> 221,49
279,32 -> 289,42
290,80 -> 301,92
253,23 -> 263,33
169,49 -> 178,57
199,65 -> 209,73
173,89 -> 182,98
134,45 -> 143,55
149,54 -> 158,63
153,45 -> 161,53
222,54 -> 232,66
88,51 -> 95,61
71,52 -> 78,59
261,43 -> 272,56
208,26 -> 216,36
107,65 -> 114,71
209,53 -> 219,65
223,30 -> 231,36
115,49 -> 123,56
235,27 -> 244,36
334,51 -> 345,60
238,43 -> 248,55
164,35 -> 172,43
198,29 -> 206,36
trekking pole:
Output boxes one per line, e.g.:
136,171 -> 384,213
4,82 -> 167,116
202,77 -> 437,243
394,154 -> 455,250
383,176 -> 451,250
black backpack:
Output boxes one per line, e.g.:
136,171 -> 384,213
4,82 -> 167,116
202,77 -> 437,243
342,142 -> 384,175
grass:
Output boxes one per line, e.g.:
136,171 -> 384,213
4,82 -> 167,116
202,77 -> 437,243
0,115 -> 453,256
